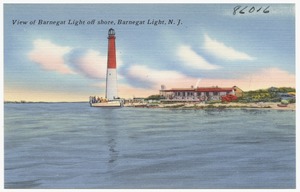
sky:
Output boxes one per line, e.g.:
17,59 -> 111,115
3,3 -> 295,102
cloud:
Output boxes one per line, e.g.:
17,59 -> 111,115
177,45 -> 220,70
70,49 -> 124,80
127,65 -> 198,89
28,39 -> 75,74
72,49 -> 107,79
199,67 -> 295,91
203,34 -> 255,61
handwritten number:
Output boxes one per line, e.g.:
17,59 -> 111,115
249,7 -> 255,13
239,6 -> 247,14
233,5 -> 270,15
233,5 -> 241,15
257,7 -> 262,12
263,6 -> 270,13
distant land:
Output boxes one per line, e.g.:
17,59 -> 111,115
4,101 -> 87,104
4,87 -> 295,104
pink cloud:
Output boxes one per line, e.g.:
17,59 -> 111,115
28,39 -> 75,74
74,49 -> 124,80
75,49 -> 107,79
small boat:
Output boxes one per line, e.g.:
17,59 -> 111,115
277,103 -> 288,107
90,99 -> 123,107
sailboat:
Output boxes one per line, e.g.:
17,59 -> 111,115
90,99 -> 123,107
89,28 -> 123,107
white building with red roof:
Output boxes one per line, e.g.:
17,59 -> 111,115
159,85 -> 243,102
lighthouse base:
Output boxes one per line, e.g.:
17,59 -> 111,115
106,69 -> 118,100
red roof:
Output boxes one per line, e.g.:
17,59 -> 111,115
161,87 -> 234,92
160,88 -> 194,92
171,88 -> 195,91
196,87 -> 233,92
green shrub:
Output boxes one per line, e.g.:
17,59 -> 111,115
281,100 -> 289,104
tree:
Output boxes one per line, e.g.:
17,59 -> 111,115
145,95 -> 164,100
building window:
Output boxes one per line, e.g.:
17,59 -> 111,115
213,92 -> 218,96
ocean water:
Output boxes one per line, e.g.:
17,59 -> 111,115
4,103 -> 295,189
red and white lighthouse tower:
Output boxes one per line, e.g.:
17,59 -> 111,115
105,28 -> 118,100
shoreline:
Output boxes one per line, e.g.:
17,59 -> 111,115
4,101 -> 296,111
125,102 -> 296,111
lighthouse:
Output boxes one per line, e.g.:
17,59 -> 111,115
105,28 -> 118,100
89,28 -> 122,107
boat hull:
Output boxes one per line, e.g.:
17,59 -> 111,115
90,100 -> 123,107
277,104 -> 288,107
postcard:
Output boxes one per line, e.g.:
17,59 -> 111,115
2,1 -> 296,190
